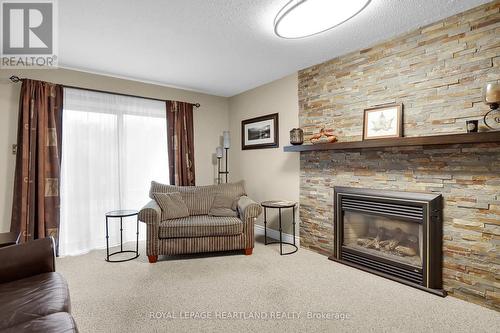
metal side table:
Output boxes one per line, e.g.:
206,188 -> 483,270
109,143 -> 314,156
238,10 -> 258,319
261,201 -> 298,255
105,210 -> 139,262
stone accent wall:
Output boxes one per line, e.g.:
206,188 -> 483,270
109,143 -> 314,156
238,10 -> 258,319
298,2 -> 499,310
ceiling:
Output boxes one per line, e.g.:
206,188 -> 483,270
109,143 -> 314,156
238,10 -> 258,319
59,0 -> 491,97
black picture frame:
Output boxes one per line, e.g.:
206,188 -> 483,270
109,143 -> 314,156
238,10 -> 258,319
241,113 -> 279,150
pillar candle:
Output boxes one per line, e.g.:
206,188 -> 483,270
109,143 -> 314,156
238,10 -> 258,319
223,131 -> 230,149
484,82 -> 500,104
216,146 -> 223,158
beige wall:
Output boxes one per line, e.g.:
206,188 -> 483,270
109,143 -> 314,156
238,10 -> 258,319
228,74 -> 299,236
0,68 -> 229,232
0,69 -> 300,236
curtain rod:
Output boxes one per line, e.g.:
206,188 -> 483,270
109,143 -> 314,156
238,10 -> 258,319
8,75 -> 201,108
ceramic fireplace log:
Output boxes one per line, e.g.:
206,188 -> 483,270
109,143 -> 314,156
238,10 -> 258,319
356,226 -> 419,258
395,245 -> 418,257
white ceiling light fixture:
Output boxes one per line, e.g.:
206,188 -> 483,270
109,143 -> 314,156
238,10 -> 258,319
274,0 -> 371,39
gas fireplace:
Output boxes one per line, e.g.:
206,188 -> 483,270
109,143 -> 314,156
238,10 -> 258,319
330,187 -> 445,296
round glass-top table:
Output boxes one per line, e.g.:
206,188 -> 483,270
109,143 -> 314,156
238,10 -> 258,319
105,209 -> 139,262
261,201 -> 298,255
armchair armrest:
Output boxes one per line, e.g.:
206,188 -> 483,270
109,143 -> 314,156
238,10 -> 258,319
138,199 -> 161,225
238,196 -> 262,219
0,237 -> 55,284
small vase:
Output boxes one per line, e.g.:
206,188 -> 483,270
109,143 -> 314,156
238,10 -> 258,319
289,128 -> 304,145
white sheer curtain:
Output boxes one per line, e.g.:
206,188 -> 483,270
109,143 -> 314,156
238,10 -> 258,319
60,88 -> 168,256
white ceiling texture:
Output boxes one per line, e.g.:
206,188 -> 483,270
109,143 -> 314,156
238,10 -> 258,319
59,0 -> 491,97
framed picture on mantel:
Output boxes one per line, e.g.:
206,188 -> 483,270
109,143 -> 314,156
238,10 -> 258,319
241,113 -> 279,150
363,103 -> 403,140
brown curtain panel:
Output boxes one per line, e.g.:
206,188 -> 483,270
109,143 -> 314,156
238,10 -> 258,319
166,101 -> 195,186
11,79 -> 63,252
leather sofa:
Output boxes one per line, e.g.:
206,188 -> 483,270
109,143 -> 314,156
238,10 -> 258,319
0,237 -> 78,332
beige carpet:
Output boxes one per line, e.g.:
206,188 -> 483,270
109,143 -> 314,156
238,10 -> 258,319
57,236 -> 499,333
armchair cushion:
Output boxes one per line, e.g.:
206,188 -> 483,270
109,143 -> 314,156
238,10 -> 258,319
208,208 -> 238,217
213,181 -> 246,201
180,189 -> 214,216
153,192 -> 189,220
209,193 -> 239,217
159,215 -> 243,238
0,272 -> 70,330
149,180 -> 246,216
149,182 -> 214,215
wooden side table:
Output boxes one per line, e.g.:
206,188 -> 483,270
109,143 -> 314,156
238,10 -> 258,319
261,200 -> 298,255
0,232 -> 21,248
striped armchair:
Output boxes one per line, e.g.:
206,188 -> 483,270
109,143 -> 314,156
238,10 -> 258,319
139,181 -> 262,263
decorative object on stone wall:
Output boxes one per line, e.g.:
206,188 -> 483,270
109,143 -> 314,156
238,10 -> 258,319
466,120 -> 478,133
241,113 -> 279,150
310,128 -> 337,144
363,103 -> 403,140
289,128 -> 304,145
483,83 -> 500,130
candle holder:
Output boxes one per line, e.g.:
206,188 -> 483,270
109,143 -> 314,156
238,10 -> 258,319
216,132 -> 230,184
217,155 -> 223,184
216,149 -> 229,184
483,83 -> 500,130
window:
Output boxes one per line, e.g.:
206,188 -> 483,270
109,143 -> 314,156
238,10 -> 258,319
60,88 -> 168,256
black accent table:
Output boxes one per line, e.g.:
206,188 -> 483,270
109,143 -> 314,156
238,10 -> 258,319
261,201 -> 298,255
105,210 -> 139,262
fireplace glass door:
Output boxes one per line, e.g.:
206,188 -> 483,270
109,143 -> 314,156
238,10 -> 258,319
343,211 -> 423,268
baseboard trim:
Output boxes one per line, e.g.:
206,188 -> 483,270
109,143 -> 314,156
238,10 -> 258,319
254,224 -> 300,246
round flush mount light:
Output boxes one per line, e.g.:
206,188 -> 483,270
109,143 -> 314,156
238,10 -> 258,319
274,0 -> 371,39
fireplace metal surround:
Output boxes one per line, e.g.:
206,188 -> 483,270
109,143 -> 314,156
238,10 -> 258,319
329,187 -> 445,296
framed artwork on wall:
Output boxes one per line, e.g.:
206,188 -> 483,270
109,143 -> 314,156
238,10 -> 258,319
363,103 -> 403,140
241,113 -> 279,150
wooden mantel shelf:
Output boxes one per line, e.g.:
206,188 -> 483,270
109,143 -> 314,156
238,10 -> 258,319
283,131 -> 500,152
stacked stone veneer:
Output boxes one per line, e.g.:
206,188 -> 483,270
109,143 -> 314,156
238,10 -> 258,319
298,2 -> 499,310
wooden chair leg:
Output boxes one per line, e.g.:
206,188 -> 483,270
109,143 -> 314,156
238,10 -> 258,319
148,255 -> 158,263
244,248 -> 253,255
